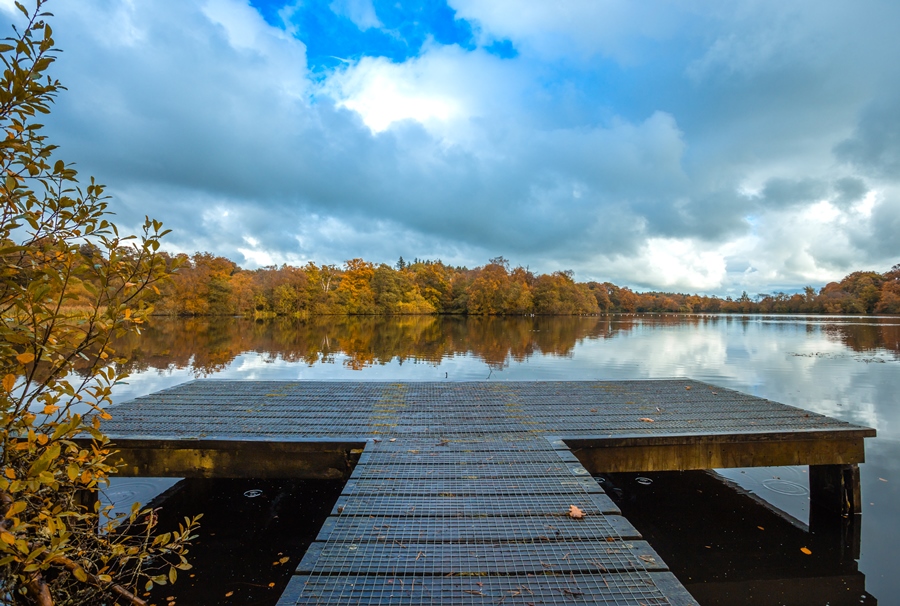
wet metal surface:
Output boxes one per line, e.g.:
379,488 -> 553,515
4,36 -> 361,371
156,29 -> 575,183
281,437 -> 695,605
104,380 -> 871,442
101,379 -> 874,605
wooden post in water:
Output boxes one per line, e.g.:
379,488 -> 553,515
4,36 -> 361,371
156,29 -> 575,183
809,464 -> 862,562
809,463 -> 861,516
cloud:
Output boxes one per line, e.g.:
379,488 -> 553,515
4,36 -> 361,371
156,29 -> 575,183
833,177 -> 869,210
759,178 -> 828,209
865,192 -> 900,258
25,0 -> 900,293
835,96 -> 900,180
329,0 -> 381,30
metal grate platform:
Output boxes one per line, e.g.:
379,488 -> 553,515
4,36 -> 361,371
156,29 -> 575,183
313,514 -> 642,543
104,380 -> 866,442
281,572 -> 691,605
282,442 -> 682,605
296,539 -> 667,575
99,380 -> 875,605
342,476 -> 604,495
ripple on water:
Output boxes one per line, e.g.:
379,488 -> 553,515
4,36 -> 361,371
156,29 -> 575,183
761,478 -> 809,496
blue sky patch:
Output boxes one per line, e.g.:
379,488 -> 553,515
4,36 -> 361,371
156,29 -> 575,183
250,0 -> 476,72
484,38 -> 517,60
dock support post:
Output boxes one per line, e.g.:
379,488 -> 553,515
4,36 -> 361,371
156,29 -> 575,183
809,463 -> 861,516
75,489 -> 100,531
75,489 -> 99,514
809,464 -> 862,562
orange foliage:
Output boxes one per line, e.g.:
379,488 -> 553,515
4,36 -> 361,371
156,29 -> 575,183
145,252 -> 900,317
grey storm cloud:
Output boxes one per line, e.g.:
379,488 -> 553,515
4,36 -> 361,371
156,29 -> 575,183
10,0 -> 900,291
835,96 -> 900,180
833,177 -> 869,209
759,178 -> 829,209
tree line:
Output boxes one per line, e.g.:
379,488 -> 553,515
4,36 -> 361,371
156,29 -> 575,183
126,253 -> 900,317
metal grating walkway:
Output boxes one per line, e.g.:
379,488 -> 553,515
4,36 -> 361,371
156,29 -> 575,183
100,380 -> 876,605
279,437 -> 696,605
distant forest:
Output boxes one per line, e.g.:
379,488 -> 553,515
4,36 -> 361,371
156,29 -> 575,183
100,252 -> 899,317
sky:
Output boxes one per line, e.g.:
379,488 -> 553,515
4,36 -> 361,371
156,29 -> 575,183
2,0 -> 899,295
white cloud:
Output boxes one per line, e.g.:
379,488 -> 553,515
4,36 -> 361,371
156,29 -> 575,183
450,0 -> 689,63
324,55 -> 464,132
202,0 -> 277,50
329,0 -> 381,30
600,237 -> 727,292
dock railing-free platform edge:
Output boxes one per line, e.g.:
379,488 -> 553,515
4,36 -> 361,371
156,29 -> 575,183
93,379 -> 876,606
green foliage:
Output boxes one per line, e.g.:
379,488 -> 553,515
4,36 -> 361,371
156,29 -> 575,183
1,2 -> 198,604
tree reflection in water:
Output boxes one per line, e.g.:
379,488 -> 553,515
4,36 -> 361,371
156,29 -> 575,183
105,314 -> 900,379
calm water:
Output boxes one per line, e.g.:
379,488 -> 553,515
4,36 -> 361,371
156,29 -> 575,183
103,314 -> 900,604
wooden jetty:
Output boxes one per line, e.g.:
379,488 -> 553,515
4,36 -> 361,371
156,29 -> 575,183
101,380 -> 876,605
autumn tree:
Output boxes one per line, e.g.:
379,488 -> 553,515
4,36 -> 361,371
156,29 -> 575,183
303,262 -> 340,314
466,259 -> 533,315
532,271 -> 598,315
410,260 -> 453,312
875,264 -> 900,314
1,3 -> 199,604
165,252 -> 236,316
336,258 -> 375,314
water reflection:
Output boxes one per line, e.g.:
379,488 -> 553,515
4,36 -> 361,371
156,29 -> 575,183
602,470 -> 876,605
111,314 -> 899,376
103,314 -> 900,603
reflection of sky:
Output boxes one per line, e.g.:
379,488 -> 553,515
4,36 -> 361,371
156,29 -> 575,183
112,315 -> 899,436
108,315 -> 899,599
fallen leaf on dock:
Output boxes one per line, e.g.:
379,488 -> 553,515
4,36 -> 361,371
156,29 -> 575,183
639,417 -> 654,423
800,547 -> 812,555
568,505 -> 585,519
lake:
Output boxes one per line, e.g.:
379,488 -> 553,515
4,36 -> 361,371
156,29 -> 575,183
103,314 -> 899,604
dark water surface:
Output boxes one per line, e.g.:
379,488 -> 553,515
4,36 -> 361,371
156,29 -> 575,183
102,315 -> 899,605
